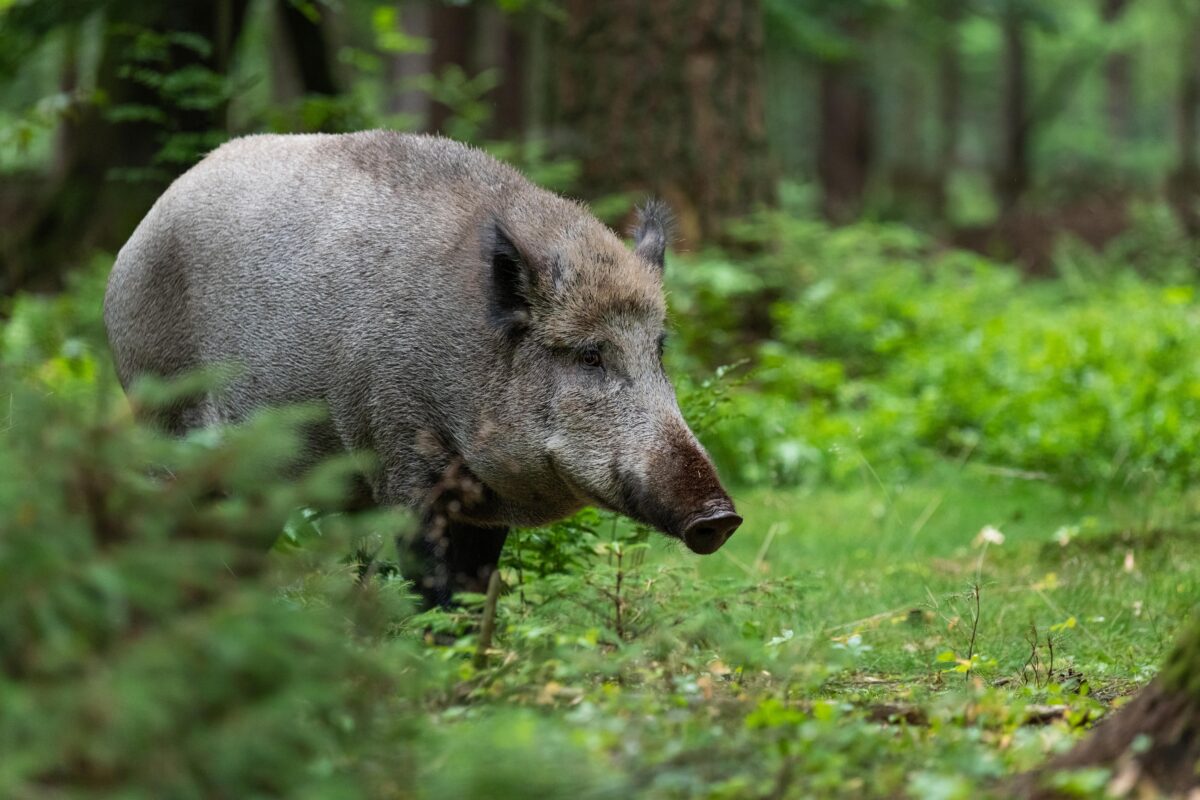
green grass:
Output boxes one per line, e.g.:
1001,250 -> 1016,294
421,467 -> 1199,798
693,466 -> 1196,682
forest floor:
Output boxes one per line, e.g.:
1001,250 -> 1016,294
412,465 -> 1200,798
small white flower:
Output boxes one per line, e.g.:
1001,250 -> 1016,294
766,629 -> 794,647
1052,526 -> 1077,547
974,525 -> 1005,547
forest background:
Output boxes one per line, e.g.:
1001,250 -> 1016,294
3,1 -> 1200,797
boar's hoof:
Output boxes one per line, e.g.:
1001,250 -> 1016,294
682,511 -> 742,555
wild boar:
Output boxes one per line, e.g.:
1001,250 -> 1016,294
104,131 -> 741,606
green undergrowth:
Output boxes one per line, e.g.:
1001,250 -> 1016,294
4,216 -> 1200,797
669,207 -> 1200,493
420,466 -> 1197,799
4,361 -> 1193,798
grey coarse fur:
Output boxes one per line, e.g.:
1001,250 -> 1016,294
105,131 -> 736,553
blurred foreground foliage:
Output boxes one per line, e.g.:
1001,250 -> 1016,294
0,363 -> 425,796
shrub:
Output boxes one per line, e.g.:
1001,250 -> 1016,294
0,368 -> 421,798
668,214 -> 1200,490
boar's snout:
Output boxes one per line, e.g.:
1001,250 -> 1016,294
630,420 -> 742,555
682,506 -> 742,554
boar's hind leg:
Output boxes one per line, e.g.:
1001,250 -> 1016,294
408,520 -> 509,609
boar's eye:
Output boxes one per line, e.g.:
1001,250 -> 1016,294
580,346 -> 604,370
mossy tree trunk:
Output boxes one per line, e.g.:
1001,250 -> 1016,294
1169,21 -> 1200,238
1023,612 -> 1200,798
558,0 -> 773,245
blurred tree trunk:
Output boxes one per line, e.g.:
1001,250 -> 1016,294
558,0 -> 772,244
817,56 -> 873,224
1020,612 -> 1200,798
388,2 -> 433,126
270,0 -> 340,113
493,14 -> 527,139
279,0 -> 339,96
1101,0 -> 1133,143
476,5 -> 527,139
429,2 -> 478,133
997,2 -> 1029,213
50,24 -> 82,182
935,1 -> 961,217
1169,23 -> 1200,237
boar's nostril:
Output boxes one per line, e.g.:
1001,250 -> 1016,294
682,511 -> 742,555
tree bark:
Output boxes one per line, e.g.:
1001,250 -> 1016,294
1019,612 -> 1200,798
1169,23 -> 1200,237
997,2 -> 1029,214
935,1 -> 961,217
475,4 -> 527,140
387,1 -> 433,126
492,14 -> 527,139
1101,0 -> 1133,143
429,2 -> 478,134
558,0 -> 772,244
817,58 -> 873,224
278,0 -> 339,96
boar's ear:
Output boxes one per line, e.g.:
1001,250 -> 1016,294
486,219 -> 536,337
632,199 -> 673,271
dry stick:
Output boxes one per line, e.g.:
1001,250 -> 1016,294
965,582 -> 981,683
752,522 -> 784,573
474,569 -> 503,669
514,532 -> 526,607
964,535 -> 991,683
613,546 -> 625,641
719,547 -> 757,577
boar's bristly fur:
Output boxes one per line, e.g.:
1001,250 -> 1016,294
104,131 -> 741,607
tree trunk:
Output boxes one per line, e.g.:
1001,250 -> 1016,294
429,2 -> 478,134
492,14 -> 527,139
997,3 -> 1029,214
817,59 -> 873,224
387,1 -> 433,127
475,5 -> 527,140
1101,0 -> 1133,144
558,0 -> 772,244
1169,23 -> 1200,237
278,0 -> 339,96
936,1 -> 961,217
1019,613 -> 1200,798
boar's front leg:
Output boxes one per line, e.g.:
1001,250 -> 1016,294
409,519 -> 509,609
